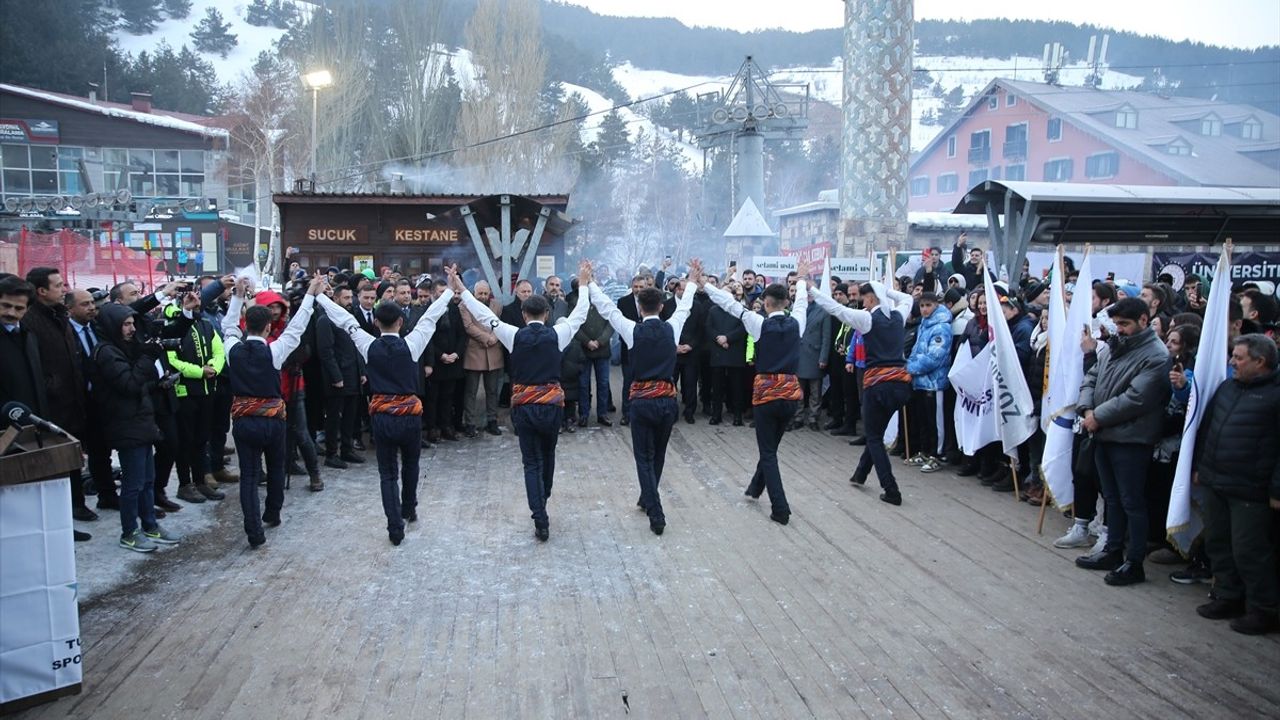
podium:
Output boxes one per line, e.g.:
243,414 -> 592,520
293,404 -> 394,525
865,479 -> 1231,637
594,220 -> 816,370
0,424 -> 84,714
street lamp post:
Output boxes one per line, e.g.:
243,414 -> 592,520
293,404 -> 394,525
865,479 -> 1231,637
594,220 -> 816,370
301,69 -> 333,184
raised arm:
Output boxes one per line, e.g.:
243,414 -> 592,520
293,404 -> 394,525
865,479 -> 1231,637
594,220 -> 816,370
792,277 -> 808,338
270,294 -> 316,369
704,282 -> 763,340
221,290 -> 245,353
317,293 -> 375,361
811,287 -> 872,334
459,289 -> 516,352
667,279 -> 699,342
404,288 -> 455,361
883,285 -> 915,324
588,281 -> 636,348
554,272 -> 591,351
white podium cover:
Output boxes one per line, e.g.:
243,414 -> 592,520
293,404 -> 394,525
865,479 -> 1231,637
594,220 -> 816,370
0,477 -> 82,704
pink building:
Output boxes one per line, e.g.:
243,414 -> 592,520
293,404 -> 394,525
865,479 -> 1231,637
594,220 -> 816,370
908,79 -> 1280,213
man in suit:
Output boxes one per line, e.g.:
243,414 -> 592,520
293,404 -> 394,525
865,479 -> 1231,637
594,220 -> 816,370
351,282 -> 378,445
674,278 -> 709,424
497,280 -> 535,408
426,279 -> 467,442
616,275 -> 647,425
318,284 -> 366,468
574,279 -> 614,427
461,281 -> 505,437
793,277 -> 832,430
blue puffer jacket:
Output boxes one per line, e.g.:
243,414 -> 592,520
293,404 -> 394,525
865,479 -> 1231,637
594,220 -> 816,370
907,305 -> 954,391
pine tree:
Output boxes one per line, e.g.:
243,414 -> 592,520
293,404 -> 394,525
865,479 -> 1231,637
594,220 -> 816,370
116,0 -> 162,34
161,0 -> 192,20
594,109 -> 630,167
245,0 -> 271,27
268,0 -> 297,29
190,7 -> 238,59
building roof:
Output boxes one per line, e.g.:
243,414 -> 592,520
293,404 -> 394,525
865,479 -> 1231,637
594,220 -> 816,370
953,181 -> 1280,213
0,83 -> 229,140
272,191 -> 571,205
774,189 -> 988,229
912,78 -> 1280,188
723,197 -> 776,237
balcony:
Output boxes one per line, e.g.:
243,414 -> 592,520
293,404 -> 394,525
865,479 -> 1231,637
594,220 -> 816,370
967,146 -> 991,164
1002,140 -> 1028,159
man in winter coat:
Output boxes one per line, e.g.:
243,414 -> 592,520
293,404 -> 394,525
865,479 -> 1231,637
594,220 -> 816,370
317,284 -> 366,466
1075,298 -> 1172,587
1192,334 -> 1280,635
575,279 -> 615,427
461,280 -> 505,437
794,285 -> 832,430
674,279 -> 708,424
90,302 -> 182,553
905,293 -> 953,472
705,292 -> 749,426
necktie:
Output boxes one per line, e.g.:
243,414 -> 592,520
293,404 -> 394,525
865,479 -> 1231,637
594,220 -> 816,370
82,325 -> 95,353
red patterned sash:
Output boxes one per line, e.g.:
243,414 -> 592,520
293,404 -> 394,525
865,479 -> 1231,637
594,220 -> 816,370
630,379 -> 677,400
231,396 -> 286,419
370,393 -> 423,416
512,382 -> 565,407
863,366 -> 912,388
752,373 -> 802,406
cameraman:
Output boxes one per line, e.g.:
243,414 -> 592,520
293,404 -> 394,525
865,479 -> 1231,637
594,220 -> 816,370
164,290 -> 226,504
89,303 -> 182,553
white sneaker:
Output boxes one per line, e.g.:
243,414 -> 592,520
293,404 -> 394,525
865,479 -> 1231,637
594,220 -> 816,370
1053,522 -> 1092,549
1089,531 -> 1108,555
1087,517 -> 1103,537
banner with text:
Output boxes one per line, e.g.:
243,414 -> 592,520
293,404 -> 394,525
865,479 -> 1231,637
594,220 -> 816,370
1152,250 -> 1280,296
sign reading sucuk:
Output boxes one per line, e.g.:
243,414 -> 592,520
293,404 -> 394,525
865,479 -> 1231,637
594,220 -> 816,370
305,228 -> 363,242
393,227 -> 459,244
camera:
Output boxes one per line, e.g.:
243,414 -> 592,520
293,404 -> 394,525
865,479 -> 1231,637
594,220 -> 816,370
158,371 -> 182,390
154,338 -> 183,351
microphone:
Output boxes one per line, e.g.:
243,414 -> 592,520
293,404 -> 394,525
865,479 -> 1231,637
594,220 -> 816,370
2,401 -> 69,437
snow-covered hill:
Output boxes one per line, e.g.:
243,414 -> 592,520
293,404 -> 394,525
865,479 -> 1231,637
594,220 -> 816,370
562,82 -> 704,171
612,56 -> 1146,153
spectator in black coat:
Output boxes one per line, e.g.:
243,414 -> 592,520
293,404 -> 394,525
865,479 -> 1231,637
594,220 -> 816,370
426,288 -> 467,442
675,280 -> 709,424
705,294 -> 747,426
317,285 -> 365,467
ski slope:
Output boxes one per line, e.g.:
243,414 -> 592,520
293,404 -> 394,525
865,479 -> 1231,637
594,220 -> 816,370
561,82 -> 705,172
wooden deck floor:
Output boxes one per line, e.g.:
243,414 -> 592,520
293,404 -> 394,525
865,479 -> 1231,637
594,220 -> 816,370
19,381 -> 1279,719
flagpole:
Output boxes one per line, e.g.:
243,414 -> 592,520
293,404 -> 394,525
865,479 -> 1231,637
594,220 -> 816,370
1037,480 -> 1050,534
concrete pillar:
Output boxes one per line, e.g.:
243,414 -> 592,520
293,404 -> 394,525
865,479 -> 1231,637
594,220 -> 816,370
736,130 -> 765,220
839,0 -> 913,259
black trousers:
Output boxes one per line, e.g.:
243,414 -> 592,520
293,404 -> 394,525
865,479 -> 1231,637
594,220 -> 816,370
324,393 -> 358,457
83,407 -> 117,502
697,353 -> 712,409
855,381 -> 913,492
425,377 -> 459,433
176,394 -> 212,481
512,403 -> 562,527
630,397 -> 678,524
709,366 -> 745,420
1202,486 -> 1279,613
844,367 -> 862,432
153,410 -> 185,492
1095,441 -> 1152,564
908,389 -> 939,459
1072,435 -> 1101,521
234,416 -> 286,544
748,399 -> 798,516
208,383 -> 232,471
372,413 -> 421,535
825,360 -> 844,425
676,360 -> 698,416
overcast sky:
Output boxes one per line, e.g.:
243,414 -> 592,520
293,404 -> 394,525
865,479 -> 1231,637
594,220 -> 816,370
560,0 -> 1280,50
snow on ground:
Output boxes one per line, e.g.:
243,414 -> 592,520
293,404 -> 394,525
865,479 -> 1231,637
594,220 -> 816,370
113,0 -> 314,85
561,82 -> 704,171
612,55 -> 1146,154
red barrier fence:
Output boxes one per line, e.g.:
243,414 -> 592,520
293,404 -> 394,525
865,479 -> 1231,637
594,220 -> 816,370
4,226 -> 158,292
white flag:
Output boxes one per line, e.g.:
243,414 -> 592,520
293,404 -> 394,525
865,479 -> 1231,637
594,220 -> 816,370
1040,251 -> 1093,510
947,343 -> 998,454
983,266 -> 1037,457
1167,250 -> 1231,552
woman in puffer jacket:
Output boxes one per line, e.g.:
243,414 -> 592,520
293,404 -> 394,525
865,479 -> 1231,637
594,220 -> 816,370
905,293 -> 953,471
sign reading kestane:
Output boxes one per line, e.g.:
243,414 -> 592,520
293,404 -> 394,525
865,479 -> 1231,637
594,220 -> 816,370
393,227 -> 460,244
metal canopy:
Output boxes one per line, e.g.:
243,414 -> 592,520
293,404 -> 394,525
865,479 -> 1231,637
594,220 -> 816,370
953,181 -> 1280,280
437,194 -> 574,304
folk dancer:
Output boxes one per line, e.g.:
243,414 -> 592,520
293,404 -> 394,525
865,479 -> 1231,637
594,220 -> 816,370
453,262 -> 591,541
314,279 -> 454,545
811,279 -> 915,505
588,260 -> 702,535
221,275 -> 324,547
703,265 -> 809,524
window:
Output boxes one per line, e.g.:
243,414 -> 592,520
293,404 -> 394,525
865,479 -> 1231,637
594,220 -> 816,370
968,130 -> 991,164
910,176 -> 929,197
1241,118 -> 1263,140
990,166 -> 1002,181
1085,152 -> 1120,179
968,168 -> 989,188
1044,158 -> 1074,182
937,173 -> 959,194
1115,106 -> 1137,129
1047,117 -> 1062,141
1006,94 -> 1018,107
1166,139 -> 1192,156
946,136 -> 956,158
988,96 -> 999,110
1200,115 -> 1222,136
1003,123 -> 1028,158
1005,164 -> 1026,181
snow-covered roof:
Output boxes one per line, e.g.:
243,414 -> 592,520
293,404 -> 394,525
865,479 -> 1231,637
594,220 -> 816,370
774,190 -> 988,229
0,84 -> 229,140
953,181 -> 1280,212
723,197 -> 776,237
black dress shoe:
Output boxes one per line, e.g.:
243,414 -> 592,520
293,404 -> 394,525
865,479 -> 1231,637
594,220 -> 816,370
956,464 -> 980,477
1229,609 -> 1280,635
1196,597 -> 1246,620
650,520 -> 666,536
823,419 -> 843,430
849,471 -> 868,486
262,514 -> 281,528
340,452 -> 366,464
248,535 -> 266,548
684,413 -> 695,424
324,456 -> 349,469
880,491 -> 903,506
74,529 -> 92,542
619,416 -> 629,427
535,525 -> 550,542
577,416 -> 588,428
831,426 -> 855,436
389,530 -> 404,546
709,417 -> 721,425
154,509 -> 167,519
849,436 -> 866,446
732,415 -> 744,427
73,505 -> 99,522
1075,549 -> 1124,571
402,507 -> 418,523
990,477 -> 1015,492
1104,561 -> 1146,586
744,487 -> 762,499
597,416 -> 613,427
464,425 -> 479,438
769,511 -> 790,525
96,497 -> 121,511
155,496 -> 181,513
485,422 -> 502,436
441,429 -> 460,442
563,423 -> 576,434
353,439 -> 367,451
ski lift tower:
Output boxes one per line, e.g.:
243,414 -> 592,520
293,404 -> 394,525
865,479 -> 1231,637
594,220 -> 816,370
696,56 -> 809,257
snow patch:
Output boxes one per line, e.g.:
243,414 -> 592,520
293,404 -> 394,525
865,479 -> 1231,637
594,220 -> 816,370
560,82 -> 704,171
